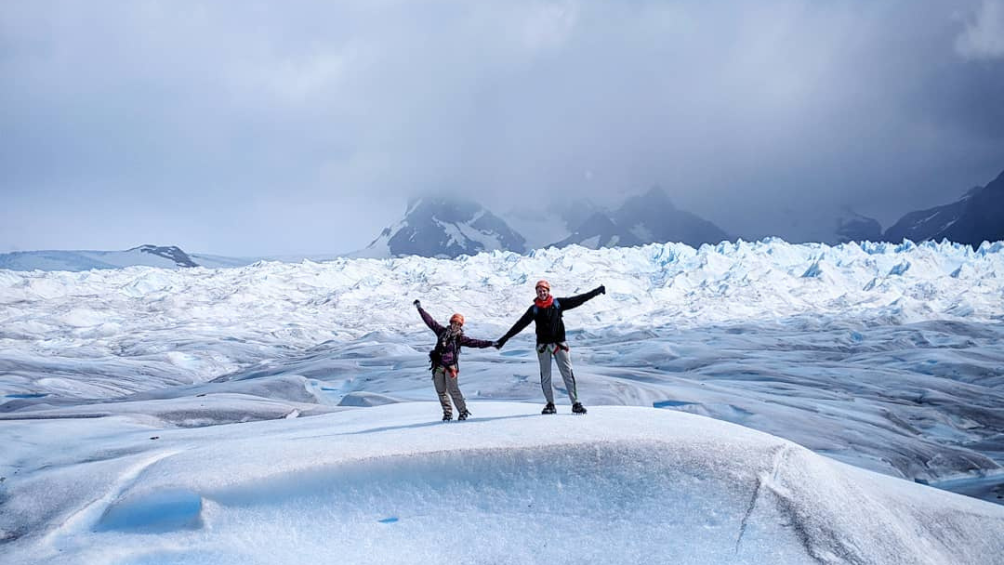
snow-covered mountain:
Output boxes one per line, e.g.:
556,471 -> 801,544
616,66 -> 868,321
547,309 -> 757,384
550,210 -> 641,249
0,244 -> 203,271
354,197 -> 526,259
501,198 -> 603,250
751,199 -> 886,246
550,187 -> 730,249
884,168 -> 1004,246
379,189 -> 728,255
835,209 -> 883,244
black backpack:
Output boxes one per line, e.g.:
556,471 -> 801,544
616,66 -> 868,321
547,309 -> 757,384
429,329 -> 461,370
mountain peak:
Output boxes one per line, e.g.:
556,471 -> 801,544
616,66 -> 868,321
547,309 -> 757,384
357,196 -> 525,259
546,187 -> 727,250
639,185 -> 675,208
128,244 -> 198,267
884,168 -> 1004,247
549,211 -> 641,250
835,209 -> 882,244
406,197 -> 483,224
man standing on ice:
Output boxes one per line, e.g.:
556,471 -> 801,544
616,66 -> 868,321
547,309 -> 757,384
494,279 -> 605,415
415,299 -> 495,421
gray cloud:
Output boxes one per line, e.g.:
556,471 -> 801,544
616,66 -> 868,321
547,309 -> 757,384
955,0 -> 1004,60
2,0 -> 1003,254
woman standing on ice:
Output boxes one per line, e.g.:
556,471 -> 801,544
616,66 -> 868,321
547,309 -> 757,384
494,279 -> 605,415
414,299 -> 495,421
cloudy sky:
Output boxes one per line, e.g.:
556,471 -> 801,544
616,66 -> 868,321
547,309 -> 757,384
2,0 -> 1003,256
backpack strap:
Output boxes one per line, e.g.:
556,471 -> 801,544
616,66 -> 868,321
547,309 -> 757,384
432,329 -> 463,369
532,299 -> 559,316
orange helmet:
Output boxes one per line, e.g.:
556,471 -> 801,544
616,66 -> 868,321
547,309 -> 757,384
449,313 -> 465,326
535,279 -> 551,291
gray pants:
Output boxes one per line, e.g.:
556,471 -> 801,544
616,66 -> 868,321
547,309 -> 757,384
432,365 -> 467,416
537,342 -> 578,404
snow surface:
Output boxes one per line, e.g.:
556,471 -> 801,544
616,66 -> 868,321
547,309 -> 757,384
2,239 -> 1004,563
3,403 -> 1003,565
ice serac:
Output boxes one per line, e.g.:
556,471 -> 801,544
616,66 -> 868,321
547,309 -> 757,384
884,168 -> 1004,246
356,197 -> 526,259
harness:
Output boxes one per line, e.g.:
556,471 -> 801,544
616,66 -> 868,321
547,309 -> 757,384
429,328 -> 462,371
533,299 -> 567,355
537,342 -> 570,355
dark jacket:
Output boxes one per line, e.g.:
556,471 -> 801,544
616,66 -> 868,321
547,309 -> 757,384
499,286 -> 603,345
418,306 -> 493,368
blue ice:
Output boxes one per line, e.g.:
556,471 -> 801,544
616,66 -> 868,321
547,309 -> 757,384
96,488 -> 203,533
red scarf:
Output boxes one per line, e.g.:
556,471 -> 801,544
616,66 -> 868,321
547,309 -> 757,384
534,295 -> 554,309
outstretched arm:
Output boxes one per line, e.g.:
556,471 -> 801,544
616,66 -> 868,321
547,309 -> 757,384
496,306 -> 535,347
459,335 -> 494,349
556,285 -> 605,311
414,300 -> 444,333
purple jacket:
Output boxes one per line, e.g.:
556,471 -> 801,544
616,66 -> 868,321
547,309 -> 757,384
418,306 -> 493,368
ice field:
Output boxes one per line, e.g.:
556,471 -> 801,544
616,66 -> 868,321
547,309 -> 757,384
2,239 -> 1004,563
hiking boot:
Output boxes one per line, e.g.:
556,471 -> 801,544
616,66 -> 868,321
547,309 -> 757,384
458,409 -> 471,421
541,403 -> 556,415
572,402 -> 587,415
442,413 -> 453,421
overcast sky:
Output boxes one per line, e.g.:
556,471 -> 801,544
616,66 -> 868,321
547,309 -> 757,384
2,0 -> 1003,256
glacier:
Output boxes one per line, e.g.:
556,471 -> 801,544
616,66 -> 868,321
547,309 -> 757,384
1,238 -> 1003,563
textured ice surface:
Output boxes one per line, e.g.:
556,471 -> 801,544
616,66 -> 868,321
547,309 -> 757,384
2,404 -> 1003,565
2,241 -> 1004,562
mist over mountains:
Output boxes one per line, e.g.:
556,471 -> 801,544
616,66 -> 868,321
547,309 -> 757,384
549,187 -> 730,250
353,197 -> 528,259
356,186 -> 734,259
355,169 -> 1003,259
2,169 -> 1002,267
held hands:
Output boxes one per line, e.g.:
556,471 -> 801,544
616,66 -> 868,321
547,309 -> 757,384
493,338 -> 507,349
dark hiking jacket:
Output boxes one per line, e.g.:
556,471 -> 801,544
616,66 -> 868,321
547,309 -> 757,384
499,286 -> 603,345
418,306 -> 493,369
